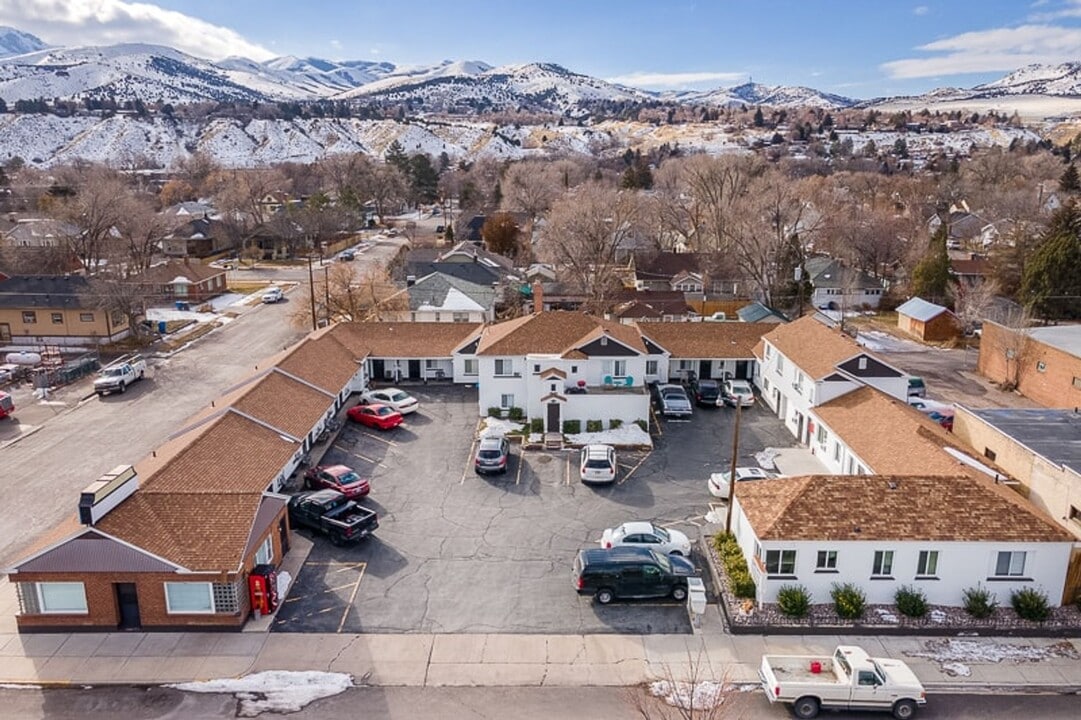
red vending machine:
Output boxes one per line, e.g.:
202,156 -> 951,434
249,564 -> 279,617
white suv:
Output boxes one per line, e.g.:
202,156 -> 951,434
580,444 -> 617,485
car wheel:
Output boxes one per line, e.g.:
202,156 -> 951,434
595,588 -> 614,605
669,550 -> 683,557
892,699 -> 917,720
119,381 -> 126,393
793,697 -> 820,719
330,534 -> 342,547
672,586 -> 688,601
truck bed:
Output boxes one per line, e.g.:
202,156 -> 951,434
762,655 -> 845,684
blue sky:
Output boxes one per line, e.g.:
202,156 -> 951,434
4,1 -> 1081,97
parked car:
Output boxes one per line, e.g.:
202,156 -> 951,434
94,356 -> 147,397
907,398 -> 955,431
338,250 -> 356,261
475,435 -> 511,475
303,464 -> 370,499
760,645 -> 926,719
906,376 -> 926,399
722,378 -> 755,407
288,489 -> 378,545
708,466 -> 778,498
360,387 -> 419,414
656,383 -> 693,417
580,444 -> 617,484
690,378 -> 722,407
600,521 -> 692,556
347,402 -> 404,430
573,546 -> 696,604
262,286 -> 284,303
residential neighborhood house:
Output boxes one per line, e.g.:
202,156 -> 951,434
896,297 -> 961,342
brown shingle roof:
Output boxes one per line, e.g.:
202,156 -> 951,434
477,311 -> 646,356
737,474 -> 1073,542
232,370 -> 333,440
276,331 -> 362,393
132,260 -> 226,285
640,323 -> 771,359
814,386 -> 975,476
761,315 -> 872,379
331,322 -> 481,357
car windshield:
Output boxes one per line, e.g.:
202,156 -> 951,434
376,406 -> 394,416
730,381 -> 751,393
585,458 -> 612,470
336,471 -> 360,485
103,368 -> 123,377
389,391 -> 410,402
652,526 -> 670,541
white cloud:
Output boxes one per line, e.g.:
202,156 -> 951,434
0,0 -> 274,61
914,5 -> 930,16
606,70 -> 746,89
1028,0 -> 1081,21
882,24 -> 1081,78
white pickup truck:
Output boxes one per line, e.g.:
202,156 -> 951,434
760,645 -> 926,719
94,356 -> 147,396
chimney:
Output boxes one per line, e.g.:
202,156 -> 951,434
78,465 -> 139,525
532,280 -> 543,314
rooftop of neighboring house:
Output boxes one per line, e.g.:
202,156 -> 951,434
639,321 -> 771,359
129,259 -> 227,285
814,385 -> 976,476
160,201 -> 217,220
163,216 -> 218,240
1026,324 -> 1081,358
737,302 -> 789,323
407,261 -> 501,287
896,297 -> 954,322
950,255 -> 992,277
610,289 -> 692,319
438,241 -> 517,276
0,274 -> 91,309
736,473 -> 1073,543
804,255 -> 883,291
635,251 -> 703,280
476,310 -> 646,357
963,408 -> 1081,475
757,314 -> 877,379
2,218 -> 77,242
0,246 -> 84,276
407,272 -> 496,313
330,321 -> 481,358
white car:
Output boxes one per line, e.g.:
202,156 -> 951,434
580,444 -> 617,484
261,286 -> 283,303
600,521 -> 692,556
360,387 -> 419,414
722,379 -> 755,407
708,466 -> 778,498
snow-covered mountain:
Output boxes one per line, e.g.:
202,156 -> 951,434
0,26 -> 48,58
972,62 -> 1081,96
674,82 -> 856,109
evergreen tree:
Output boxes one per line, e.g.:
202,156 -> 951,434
893,138 -> 909,159
408,154 -> 439,203
443,224 -> 454,243
753,107 -> 764,127
1021,202 -> 1081,319
384,140 -> 409,173
911,223 -> 952,304
1059,163 -> 1080,193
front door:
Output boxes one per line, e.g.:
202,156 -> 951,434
546,402 -> 560,432
408,359 -> 421,378
371,359 -> 385,381
699,360 -> 712,380
0,323 -> 10,342
735,360 -> 749,379
115,583 -> 141,630
278,517 -> 290,554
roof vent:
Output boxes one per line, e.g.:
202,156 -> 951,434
78,465 -> 139,526
886,480 -> 899,490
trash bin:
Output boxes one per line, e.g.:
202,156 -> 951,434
175,301 -> 190,311
157,320 -> 167,334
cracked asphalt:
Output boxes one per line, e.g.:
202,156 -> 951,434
274,385 -> 796,635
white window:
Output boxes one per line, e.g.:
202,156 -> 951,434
452,312 -> 470,322
494,359 -> 514,376
917,550 -> 939,577
425,359 -> 439,369
816,424 -> 827,447
793,372 -> 804,392
463,359 -> 478,376
775,354 -> 785,373
995,551 -> 1026,577
255,536 -> 273,565
872,550 -> 894,576
36,582 -> 88,614
765,344 -> 773,360
500,393 -> 514,409
603,360 -> 627,377
646,360 -> 658,375
816,550 -> 837,571
164,582 -> 214,614
764,549 -> 796,575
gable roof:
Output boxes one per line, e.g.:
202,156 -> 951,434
439,241 -> 516,275
0,274 -> 91,309
640,322 -> 771,359
330,321 -> 482,358
476,311 -> 646,356
804,256 -> 883,291
407,261 -> 500,287
738,474 -> 1072,543
636,252 -> 702,280
737,302 -> 789,323
131,259 -> 226,285
408,273 -> 496,312
761,315 -> 873,379
275,330 -> 362,393
230,369 -> 334,440
951,256 -> 992,277
8,528 -> 181,574
897,297 -> 953,322
813,386 -> 973,476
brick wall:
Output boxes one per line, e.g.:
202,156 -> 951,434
977,322 -> 1081,408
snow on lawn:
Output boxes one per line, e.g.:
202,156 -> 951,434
567,424 -> 652,448
649,680 -> 726,711
873,608 -> 899,623
206,292 -> 246,311
169,671 -> 353,717
904,638 -> 1079,676
479,417 -> 525,437
753,447 -> 780,470
857,331 -> 924,354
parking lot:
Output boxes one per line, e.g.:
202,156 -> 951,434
273,385 -> 796,635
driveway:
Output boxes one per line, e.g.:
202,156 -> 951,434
274,386 -> 798,635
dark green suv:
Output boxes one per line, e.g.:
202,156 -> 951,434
573,546 -> 695,604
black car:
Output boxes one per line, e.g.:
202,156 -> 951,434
573,546 -> 695,604
690,378 -> 722,407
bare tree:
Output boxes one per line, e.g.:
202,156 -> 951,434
500,160 -> 561,218
625,648 -> 748,720
291,265 -> 407,328
982,307 -> 1035,391
950,277 -> 1001,335
114,195 -> 170,274
46,165 -> 130,272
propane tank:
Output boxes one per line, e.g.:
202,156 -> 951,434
5,351 -> 42,366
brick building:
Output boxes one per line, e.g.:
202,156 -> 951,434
977,322 -> 1081,409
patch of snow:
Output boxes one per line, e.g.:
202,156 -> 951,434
145,307 -> 217,323
479,417 -> 524,438
905,638 -> 1080,671
874,608 -> 899,623
567,424 -> 652,447
0,684 -> 41,690
704,508 -> 726,525
206,293 -> 245,311
941,662 -> 972,677
753,447 -> 779,470
930,609 -> 948,624
857,330 -> 923,353
649,680 -> 726,711
169,671 -> 353,718
276,570 -> 292,598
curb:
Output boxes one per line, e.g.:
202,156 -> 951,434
922,682 -> 1081,695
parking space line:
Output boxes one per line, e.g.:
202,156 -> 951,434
618,452 -> 651,485
359,431 -> 398,446
333,442 -> 352,453
461,437 -> 478,484
650,408 -> 663,436
353,452 -> 387,468
337,563 -> 367,633
565,453 -> 572,485
516,450 -> 525,485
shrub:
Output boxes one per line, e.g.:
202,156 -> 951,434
634,419 -> 647,431
777,584 -> 811,618
487,406 -> 503,418
530,418 -> 543,434
1011,587 -> 1051,622
609,418 -> 623,429
586,419 -> 603,432
962,585 -> 998,619
712,534 -> 756,599
508,406 -> 525,421
894,585 -> 928,618
830,582 -> 866,620
729,568 -> 757,599
562,419 -> 581,434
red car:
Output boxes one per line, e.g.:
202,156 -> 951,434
303,464 -> 370,499
347,402 -> 403,430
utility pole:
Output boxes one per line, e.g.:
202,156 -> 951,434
306,254 -> 317,331
323,266 -> 331,327
724,401 -> 743,533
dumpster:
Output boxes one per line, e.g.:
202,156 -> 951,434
174,301 -> 190,311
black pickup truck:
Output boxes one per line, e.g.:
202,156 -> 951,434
288,489 -> 378,545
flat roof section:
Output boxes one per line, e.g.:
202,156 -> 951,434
969,407 -> 1081,474
1028,324 -> 1081,358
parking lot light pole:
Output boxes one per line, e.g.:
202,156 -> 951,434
725,402 -> 743,533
